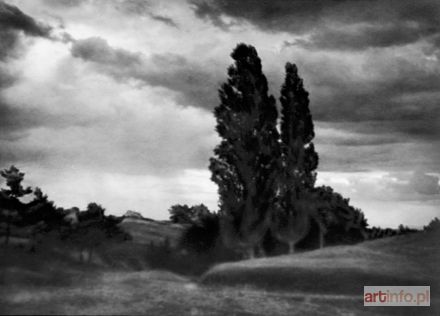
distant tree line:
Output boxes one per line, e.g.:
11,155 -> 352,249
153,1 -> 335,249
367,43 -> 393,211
0,165 -> 128,261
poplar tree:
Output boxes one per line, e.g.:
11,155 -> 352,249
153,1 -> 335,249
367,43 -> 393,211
273,63 -> 320,253
209,44 -> 280,258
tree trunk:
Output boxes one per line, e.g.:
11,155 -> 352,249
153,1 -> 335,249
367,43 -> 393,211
288,241 -> 295,254
319,231 -> 325,249
258,245 -> 266,258
88,248 -> 93,263
79,248 -> 84,262
5,221 -> 10,245
247,247 -> 256,259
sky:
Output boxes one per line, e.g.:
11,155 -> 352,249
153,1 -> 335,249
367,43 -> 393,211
0,0 -> 439,228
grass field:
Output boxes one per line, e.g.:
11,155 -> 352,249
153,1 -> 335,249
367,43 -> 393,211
202,231 -> 440,294
0,231 -> 438,315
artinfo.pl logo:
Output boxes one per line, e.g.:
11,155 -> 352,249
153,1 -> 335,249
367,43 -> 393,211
364,286 -> 430,306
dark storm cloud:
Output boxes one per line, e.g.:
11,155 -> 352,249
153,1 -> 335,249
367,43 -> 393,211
71,35 -> 440,143
286,23 -> 438,51
193,0 -> 440,50
71,37 -> 220,109
314,118 -> 440,172
192,0 -> 325,32
316,140 -> 440,172
0,1 -> 52,37
0,1 -> 52,59
278,52 -> 440,142
191,0 -> 440,143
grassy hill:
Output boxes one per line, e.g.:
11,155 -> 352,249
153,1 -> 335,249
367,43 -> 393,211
118,217 -> 184,247
202,230 -> 440,295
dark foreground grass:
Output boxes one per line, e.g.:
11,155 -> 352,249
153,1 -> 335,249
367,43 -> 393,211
1,269 -> 437,315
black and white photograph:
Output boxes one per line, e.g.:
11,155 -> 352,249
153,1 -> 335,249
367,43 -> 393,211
0,0 -> 439,315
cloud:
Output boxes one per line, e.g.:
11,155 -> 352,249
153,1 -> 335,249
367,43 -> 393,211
42,0 -> 87,7
0,1 -> 52,59
315,122 -> 440,172
149,14 -> 178,28
193,0 -> 440,50
410,171 -> 440,195
0,38 -> 218,175
69,35 -> 440,175
71,36 -> 220,109
0,1 -> 58,141
71,36 -> 141,67
113,0 -> 178,27
276,48 -> 440,143
0,1 -> 52,37
318,171 -> 440,202
0,100 -> 44,138
288,23 -> 437,51
191,0 -> 326,33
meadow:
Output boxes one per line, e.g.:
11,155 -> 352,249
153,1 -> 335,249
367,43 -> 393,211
1,229 -> 438,315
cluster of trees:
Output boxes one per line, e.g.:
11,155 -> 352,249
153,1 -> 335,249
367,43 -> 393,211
0,165 -> 128,260
168,204 -> 211,225
0,166 -> 63,248
60,203 -> 129,262
166,45 -> 371,262
207,44 -> 368,258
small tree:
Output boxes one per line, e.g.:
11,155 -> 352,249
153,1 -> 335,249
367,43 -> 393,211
313,186 -> 367,245
62,203 -> 125,263
82,202 -> 105,220
0,165 -> 33,199
210,44 -> 280,258
25,187 -> 63,227
169,204 -> 193,224
169,203 -> 213,225
0,166 -> 32,245
180,210 -> 219,254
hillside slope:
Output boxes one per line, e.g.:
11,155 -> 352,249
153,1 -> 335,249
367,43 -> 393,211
202,231 -> 440,295
118,217 -> 184,247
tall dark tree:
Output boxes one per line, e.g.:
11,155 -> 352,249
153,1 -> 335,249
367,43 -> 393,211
272,63 -> 319,253
210,44 -> 280,258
